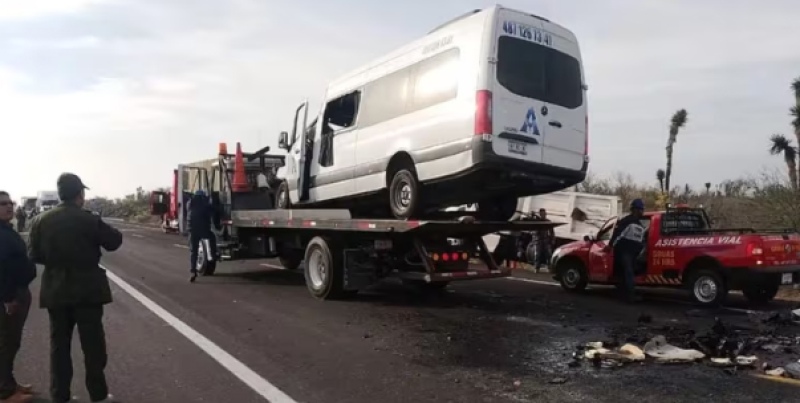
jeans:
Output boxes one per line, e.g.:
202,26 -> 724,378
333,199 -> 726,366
536,244 -> 552,269
189,231 -> 218,274
0,289 -> 31,399
616,251 -> 637,299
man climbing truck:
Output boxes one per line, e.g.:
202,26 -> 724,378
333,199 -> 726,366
551,205 -> 800,306
150,142 -> 561,300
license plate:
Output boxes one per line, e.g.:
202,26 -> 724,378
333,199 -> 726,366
782,273 -> 793,284
374,239 -> 393,250
508,140 -> 527,155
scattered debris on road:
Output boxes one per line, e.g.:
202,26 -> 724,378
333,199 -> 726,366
571,308 -> 800,380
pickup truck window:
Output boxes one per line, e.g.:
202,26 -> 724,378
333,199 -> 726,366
661,211 -> 708,235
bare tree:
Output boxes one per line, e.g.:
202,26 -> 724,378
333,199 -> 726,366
665,109 -> 688,194
656,169 -> 665,193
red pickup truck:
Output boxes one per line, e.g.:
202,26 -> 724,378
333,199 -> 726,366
550,206 -> 800,305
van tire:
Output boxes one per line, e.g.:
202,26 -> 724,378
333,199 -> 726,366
388,169 -> 421,219
276,181 -> 291,209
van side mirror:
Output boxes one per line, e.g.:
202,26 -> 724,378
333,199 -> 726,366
278,131 -> 289,150
583,234 -> 594,242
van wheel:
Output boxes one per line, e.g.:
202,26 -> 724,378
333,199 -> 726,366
276,181 -> 291,209
477,196 -> 518,221
689,269 -> 728,306
388,169 -> 421,219
742,277 -> 780,305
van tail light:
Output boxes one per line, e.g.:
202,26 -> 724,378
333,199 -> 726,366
475,90 -> 493,136
746,242 -> 763,256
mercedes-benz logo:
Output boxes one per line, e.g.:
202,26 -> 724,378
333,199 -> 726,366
541,105 -> 549,116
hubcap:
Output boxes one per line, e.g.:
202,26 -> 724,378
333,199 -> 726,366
308,248 -> 327,289
694,276 -> 718,303
393,180 -> 413,211
563,268 -> 580,288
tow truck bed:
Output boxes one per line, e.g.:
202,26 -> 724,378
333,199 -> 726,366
231,209 -> 557,237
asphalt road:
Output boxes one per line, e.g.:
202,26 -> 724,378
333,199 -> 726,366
14,221 -> 800,403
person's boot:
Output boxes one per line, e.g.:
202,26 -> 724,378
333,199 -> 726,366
189,271 -> 197,283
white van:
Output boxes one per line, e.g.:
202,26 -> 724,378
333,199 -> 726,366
275,5 -> 588,220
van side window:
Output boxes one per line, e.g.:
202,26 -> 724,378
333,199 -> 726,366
359,47 -> 460,128
320,91 -> 360,167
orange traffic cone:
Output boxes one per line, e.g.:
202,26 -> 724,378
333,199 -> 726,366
232,142 -> 250,192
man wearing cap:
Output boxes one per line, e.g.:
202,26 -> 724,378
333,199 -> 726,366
605,199 -> 647,303
27,173 -> 123,403
0,191 -> 37,403
186,190 -> 220,282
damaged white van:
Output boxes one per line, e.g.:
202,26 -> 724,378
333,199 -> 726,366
275,5 -> 588,220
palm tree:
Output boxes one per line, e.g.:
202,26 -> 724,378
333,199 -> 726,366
665,109 -> 688,193
656,169 -> 665,193
769,134 -> 798,189
790,77 -> 800,187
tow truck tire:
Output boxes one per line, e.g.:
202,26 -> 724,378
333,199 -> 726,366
278,254 -> 303,271
276,181 -> 291,209
303,236 -> 352,300
557,260 -> 588,293
477,197 -> 518,222
742,277 -> 780,305
689,269 -> 728,306
388,169 -> 421,219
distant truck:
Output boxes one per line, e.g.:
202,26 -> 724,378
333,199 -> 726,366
551,205 -> 800,306
20,197 -> 37,216
36,191 -> 59,212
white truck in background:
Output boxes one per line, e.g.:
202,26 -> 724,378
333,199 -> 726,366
448,191 -> 621,265
36,191 -> 59,213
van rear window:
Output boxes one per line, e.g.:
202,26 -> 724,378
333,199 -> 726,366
496,36 -> 583,109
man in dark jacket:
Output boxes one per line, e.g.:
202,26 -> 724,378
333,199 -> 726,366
0,191 -> 37,403
28,174 -> 123,403
606,198 -> 647,303
13,207 -> 26,233
186,190 -> 219,282
533,208 -> 556,273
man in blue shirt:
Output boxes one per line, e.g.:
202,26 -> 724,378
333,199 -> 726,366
186,190 -> 220,282
606,199 -> 646,303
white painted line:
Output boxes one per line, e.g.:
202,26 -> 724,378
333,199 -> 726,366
102,266 -> 298,403
174,244 -> 189,249
260,263 -> 287,270
506,277 -> 560,287
131,233 -> 144,238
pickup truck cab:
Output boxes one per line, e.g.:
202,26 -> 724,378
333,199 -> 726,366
550,206 -> 800,305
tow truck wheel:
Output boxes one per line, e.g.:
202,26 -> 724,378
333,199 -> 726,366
557,260 -> 588,292
304,236 -> 353,300
742,277 -> 780,305
388,169 -> 421,219
276,181 -> 291,209
689,269 -> 728,306
476,197 -> 518,221
278,254 -> 302,271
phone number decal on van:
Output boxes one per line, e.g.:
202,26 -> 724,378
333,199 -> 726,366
502,21 -> 552,46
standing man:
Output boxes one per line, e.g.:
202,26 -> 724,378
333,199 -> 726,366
13,206 -> 25,233
0,192 -> 36,403
186,190 -> 219,283
533,208 -> 556,273
606,199 -> 647,303
27,174 -> 123,403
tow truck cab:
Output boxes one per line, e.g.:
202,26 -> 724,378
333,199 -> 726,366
551,206 -> 800,306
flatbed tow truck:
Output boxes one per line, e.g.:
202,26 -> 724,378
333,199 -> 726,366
151,142 -> 559,300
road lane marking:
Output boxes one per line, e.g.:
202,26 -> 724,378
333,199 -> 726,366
260,263 -> 287,270
506,277 -> 560,287
102,266 -> 299,403
174,244 -> 189,249
131,233 -> 144,238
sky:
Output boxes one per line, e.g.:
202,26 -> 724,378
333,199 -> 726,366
1,0 -> 799,199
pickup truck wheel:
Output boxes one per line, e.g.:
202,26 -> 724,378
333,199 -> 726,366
304,236 -> 354,300
558,261 -> 588,292
389,169 -> 421,219
276,181 -> 290,209
689,269 -> 728,306
742,278 -> 780,304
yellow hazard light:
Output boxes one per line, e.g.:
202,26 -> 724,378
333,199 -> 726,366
432,253 -> 439,261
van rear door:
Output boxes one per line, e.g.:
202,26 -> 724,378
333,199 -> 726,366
491,10 -> 586,172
